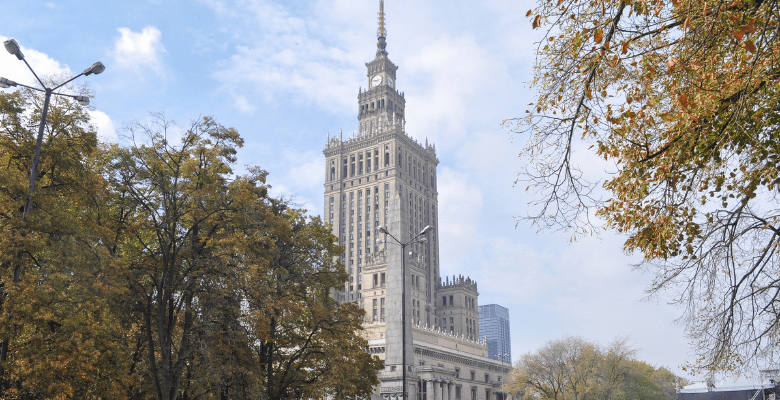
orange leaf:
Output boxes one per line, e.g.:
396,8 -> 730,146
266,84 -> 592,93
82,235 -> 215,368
743,41 -> 757,53
533,15 -> 542,29
594,29 -> 603,43
526,9 -> 533,17
683,17 -> 690,30
654,3 -> 663,16
733,30 -> 744,41
743,19 -> 756,34
679,93 -> 689,108
621,42 -> 629,54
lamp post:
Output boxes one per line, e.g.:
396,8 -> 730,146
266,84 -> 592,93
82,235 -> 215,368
0,38 -> 105,384
1,38 -> 105,222
497,353 -> 510,400
378,224 -> 433,400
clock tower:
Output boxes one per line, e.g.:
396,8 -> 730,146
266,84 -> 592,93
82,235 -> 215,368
323,2 -> 506,399
359,0 -> 406,138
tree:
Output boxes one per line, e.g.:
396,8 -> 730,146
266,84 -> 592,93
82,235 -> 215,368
509,337 -> 683,400
239,199 -> 382,400
0,87 -> 132,399
507,0 -> 780,375
106,113 -> 258,400
107,113 -> 382,400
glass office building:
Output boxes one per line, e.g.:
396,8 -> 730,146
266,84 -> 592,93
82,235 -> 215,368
479,304 -> 511,362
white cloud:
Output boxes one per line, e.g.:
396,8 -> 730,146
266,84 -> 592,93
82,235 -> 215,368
0,35 -> 72,87
437,167 -> 484,266
234,95 -> 256,113
204,0 -> 368,114
402,34 -> 507,145
87,110 -> 117,143
110,27 -> 166,75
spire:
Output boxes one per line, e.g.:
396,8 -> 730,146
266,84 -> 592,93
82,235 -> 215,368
377,0 -> 386,38
376,0 -> 387,55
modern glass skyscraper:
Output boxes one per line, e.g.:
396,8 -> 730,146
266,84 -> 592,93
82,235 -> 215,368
479,304 -> 512,362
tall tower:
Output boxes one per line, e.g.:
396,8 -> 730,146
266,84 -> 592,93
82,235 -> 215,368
324,3 -> 508,399
479,304 -> 512,362
323,0 -> 441,396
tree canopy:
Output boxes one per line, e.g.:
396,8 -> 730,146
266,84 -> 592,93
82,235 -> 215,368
0,90 -> 381,399
508,0 -> 780,375
509,337 -> 685,400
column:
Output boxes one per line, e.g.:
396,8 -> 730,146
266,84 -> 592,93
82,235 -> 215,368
433,381 -> 441,400
447,383 -> 454,400
442,382 -> 449,400
427,380 -> 434,400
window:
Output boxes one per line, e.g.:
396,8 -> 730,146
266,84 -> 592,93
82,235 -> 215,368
485,374 -> 489,383
471,371 -> 475,381
381,273 -> 386,286
442,296 -> 447,306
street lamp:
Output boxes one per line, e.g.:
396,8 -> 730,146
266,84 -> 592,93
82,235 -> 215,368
497,353 -> 510,400
377,224 -> 433,400
1,38 -> 105,222
0,41 -> 105,384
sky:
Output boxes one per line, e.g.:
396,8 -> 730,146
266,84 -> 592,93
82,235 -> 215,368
0,0 -> 753,385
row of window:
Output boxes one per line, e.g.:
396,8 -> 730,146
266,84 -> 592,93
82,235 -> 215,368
328,146 -> 391,181
360,98 -> 400,114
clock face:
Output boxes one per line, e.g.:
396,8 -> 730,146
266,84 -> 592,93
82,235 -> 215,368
371,74 -> 383,87
387,76 -> 394,87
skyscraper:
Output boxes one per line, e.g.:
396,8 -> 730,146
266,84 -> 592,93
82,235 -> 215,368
479,304 -> 512,363
322,2 -> 508,399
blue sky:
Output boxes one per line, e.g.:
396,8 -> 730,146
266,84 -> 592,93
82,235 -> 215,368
0,0 -> 734,383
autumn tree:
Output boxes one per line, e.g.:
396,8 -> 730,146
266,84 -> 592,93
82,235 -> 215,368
509,337 -> 683,400
0,87 -> 132,399
239,199 -> 382,400
106,113 -> 261,400
107,113 -> 382,400
508,0 -> 780,375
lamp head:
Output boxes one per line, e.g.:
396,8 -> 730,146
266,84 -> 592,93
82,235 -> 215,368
378,225 -> 388,234
4,39 -> 24,60
83,61 -> 106,76
420,225 -> 433,235
419,237 -> 428,243
74,96 -> 90,106
0,77 -> 18,88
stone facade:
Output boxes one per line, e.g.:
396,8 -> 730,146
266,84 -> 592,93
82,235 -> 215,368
322,2 -> 509,399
